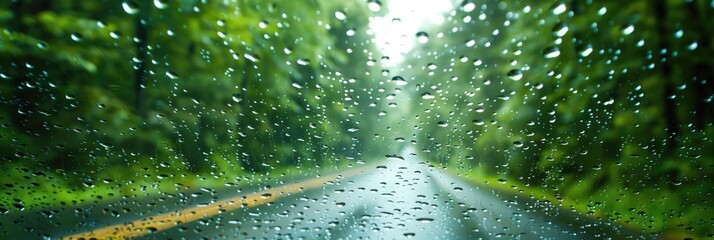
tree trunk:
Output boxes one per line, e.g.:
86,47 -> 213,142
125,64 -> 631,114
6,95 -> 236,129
653,1 -> 679,153
134,14 -> 149,115
684,1 -> 714,130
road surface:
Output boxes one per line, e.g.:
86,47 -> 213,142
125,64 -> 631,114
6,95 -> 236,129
4,150 -> 654,239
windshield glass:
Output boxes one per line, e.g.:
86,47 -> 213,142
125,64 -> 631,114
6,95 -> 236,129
1,0 -> 712,239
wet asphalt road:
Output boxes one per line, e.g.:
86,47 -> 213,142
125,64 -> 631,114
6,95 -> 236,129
143,155 -> 652,239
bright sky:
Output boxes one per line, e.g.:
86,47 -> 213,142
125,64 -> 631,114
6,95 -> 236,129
369,0 -> 453,65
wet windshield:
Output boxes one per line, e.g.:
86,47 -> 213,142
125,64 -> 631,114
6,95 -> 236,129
1,0 -> 712,239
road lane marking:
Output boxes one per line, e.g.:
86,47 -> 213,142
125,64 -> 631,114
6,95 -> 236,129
60,165 -> 374,239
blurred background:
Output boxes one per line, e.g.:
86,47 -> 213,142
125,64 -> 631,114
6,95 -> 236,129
1,0 -> 713,238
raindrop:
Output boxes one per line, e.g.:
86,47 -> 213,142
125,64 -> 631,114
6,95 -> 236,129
513,141 -> 524,147
421,92 -> 435,99
687,41 -> 698,51
507,69 -> 523,81
368,0 -> 381,12
473,59 -> 483,66
297,58 -> 311,65
552,3 -> 567,15
622,25 -> 635,35
232,94 -> 242,103
258,20 -> 268,29
70,32 -> 83,42
166,71 -> 179,79
416,217 -> 434,223
461,1 -> 476,13
392,76 -> 407,86
553,22 -> 569,37
244,53 -> 260,62
386,154 -> 405,160
580,44 -> 593,57
153,0 -> 168,9
260,193 -> 273,199
335,11 -> 347,20
543,46 -> 560,58
437,121 -> 449,127
416,31 -> 429,43
110,31 -> 121,39
122,1 -> 139,15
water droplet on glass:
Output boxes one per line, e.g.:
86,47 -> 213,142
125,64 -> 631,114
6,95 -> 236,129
153,0 -> 168,9
552,3 -> 567,15
392,76 -> 407,86
687,41 -> 698,50
122,1 -> 139,15
507,69 -> 523,81
335,11 -> 347,20
462,2 -> 476,13
368,0 -> 381,12
416,217 -> 434,223
258,20 -> 268,29
70,32 -> 82,42
580,44 -> 593,57
416,31 -> 429,43
598,6 -> 607,15
543,46 -> 560,58
622,25 -> 634,35
110,31 -> 121,39
232,94 -> 242,103
297,58 -> 311,65
421,92 -> 435,99
473,59 -> 483,66
165,71 -> 178,79
513,141 -> 524,147
244,53 -> 260,62
437,121 -> 448,127
553,23 -> 569,37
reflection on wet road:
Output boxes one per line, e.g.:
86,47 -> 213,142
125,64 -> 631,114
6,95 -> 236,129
144,150 -> 650,239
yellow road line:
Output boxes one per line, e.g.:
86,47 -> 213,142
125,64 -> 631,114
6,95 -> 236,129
61,165 -> 374,239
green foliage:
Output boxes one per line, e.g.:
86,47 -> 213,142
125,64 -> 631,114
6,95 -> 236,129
0,0 -> 384,212
407,0 -> 714,236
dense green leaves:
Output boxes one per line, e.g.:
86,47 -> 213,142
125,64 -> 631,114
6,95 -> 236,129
0,0 -> 384,214
407,0 -> 713,236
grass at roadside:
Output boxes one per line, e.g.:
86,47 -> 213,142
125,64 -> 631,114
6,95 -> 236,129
0,156 -> 363,216
449,167 -> 712,239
